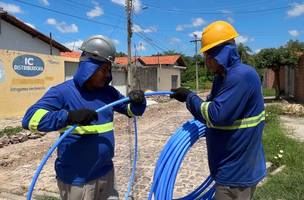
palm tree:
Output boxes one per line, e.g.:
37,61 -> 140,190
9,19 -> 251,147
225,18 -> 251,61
237,43 -> 252,64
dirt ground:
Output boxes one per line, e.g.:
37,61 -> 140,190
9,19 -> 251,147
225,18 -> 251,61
0,99 -> 210,200
280,115 -> 304,142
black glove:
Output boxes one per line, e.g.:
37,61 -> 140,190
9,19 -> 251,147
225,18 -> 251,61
67,109 -> 98,125
128,90 -> 145,105
170,87 -> 192,102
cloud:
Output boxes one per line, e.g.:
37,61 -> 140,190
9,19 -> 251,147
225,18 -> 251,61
235,35 -> 254,44
220,10 -> 233,15
255,49 -> 261,54
189,31 -> 202,38
46,18 -> 56,25
227,16 -> 235,23
287,3 -> 304,17
169,37 -> 181,45
86,5 -> 103,18
25,22 -> 36,29
176,25 -> 185,31
111,0 -> 142,13
39,0 -> 49,6
63,39 -> 83,51
136,42 -> 146,51
288,29 -> 300,37
132,24 -> 157,33
0,2 -> 22,13
112,39 -> 119,45
192,18 -> 206,27
219,9 -> 235,24
176,18 -> 206,31
46,18 -> 78,33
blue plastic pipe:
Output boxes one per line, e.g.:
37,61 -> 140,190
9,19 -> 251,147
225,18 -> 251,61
124,116 -> 138,200
26,91 -> 172,200
26,91 -> 214,200
148,120 -> 215,200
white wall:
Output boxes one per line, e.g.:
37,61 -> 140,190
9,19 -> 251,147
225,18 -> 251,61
0,21 -> 60,55
157,66 -> 181,91
63,61 -> 128,96
111,70 -> 127,96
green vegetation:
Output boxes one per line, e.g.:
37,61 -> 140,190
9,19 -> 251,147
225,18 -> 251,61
0,126 -> 23,138
255,47 -> 299,99
36,195 -> 60,200
181,56 -> 212,91
254,105 -> 304,200
263,88 -> 276,97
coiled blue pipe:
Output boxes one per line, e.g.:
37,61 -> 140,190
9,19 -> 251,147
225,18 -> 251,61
148,119 -> 215,200
27,91 -> 214,200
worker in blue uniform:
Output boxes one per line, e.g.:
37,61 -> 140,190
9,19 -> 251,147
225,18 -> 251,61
22,35 -> 146,200
170,21 -> 266,200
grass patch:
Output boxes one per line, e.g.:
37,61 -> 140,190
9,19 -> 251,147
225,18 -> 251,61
263,88 -> 276,97
254,105 -> 304,200
36,195 -> 60,200
0,126 -> 23,138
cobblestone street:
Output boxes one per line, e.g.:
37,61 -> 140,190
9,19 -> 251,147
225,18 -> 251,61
0,100 -> 210,199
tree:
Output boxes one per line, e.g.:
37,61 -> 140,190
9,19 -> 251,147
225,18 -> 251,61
237,43 -> 252,64
255,47 -> 299,99
152,50 -> 182,56
285,40 -> 304,52
115,51 -> 127,57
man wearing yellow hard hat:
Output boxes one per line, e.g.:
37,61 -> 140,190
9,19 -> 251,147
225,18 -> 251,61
170,21 -> 266,200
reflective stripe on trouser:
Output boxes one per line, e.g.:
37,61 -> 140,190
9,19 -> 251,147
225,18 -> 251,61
28,109 -> 49,131
60,122 -> 114,135
201,102 -> 265,130
57,168 -> 119,200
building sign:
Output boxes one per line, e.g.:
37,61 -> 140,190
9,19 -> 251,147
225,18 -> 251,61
12,55 -> 44,77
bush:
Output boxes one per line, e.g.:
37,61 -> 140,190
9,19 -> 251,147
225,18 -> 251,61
0,126 -> 23,138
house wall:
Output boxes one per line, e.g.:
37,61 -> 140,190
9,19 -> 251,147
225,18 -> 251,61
0,20 -> 60,55
0,49 -> 64,118
264,67 -> 285,93
294,55 -> 304,102
263,69 -> 274,88
134,66 -> 157,91
0,50 -> 129,118
157,66 -> 181,91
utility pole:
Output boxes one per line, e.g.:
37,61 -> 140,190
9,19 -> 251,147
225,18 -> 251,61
125,1 -> 135,198
49,32 -> 53,55
126,0 -> 133,93
190,34 -> 200,92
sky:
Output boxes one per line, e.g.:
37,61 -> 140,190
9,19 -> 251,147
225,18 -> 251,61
0,0 -> 304,56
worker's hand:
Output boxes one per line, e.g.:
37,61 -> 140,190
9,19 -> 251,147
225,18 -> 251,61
128,90 -> 145,105
67,109 -> 98,125
170,87 -> 192,102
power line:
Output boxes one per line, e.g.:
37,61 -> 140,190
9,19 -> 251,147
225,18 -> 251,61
12,0 -> 126,30
133,15 -> 172,52
141,3 -> 292,15
135,31 -> 169,52
63,0 -> 124,19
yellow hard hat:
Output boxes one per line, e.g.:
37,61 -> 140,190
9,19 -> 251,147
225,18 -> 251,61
200,21 -> 239,53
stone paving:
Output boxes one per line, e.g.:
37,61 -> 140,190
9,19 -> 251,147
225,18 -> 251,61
0,100 -> 210,199
113,101 -> 209,199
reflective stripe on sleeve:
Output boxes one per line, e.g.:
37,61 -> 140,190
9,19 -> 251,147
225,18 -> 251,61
200,102 -> 265,130
29,109 -> 49,131
127,103 -> 135,117
61,122 -> 114,135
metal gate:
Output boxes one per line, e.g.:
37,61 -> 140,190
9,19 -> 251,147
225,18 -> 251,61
285,66 -> 295,97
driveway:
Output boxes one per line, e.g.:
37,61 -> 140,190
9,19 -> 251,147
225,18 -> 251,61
280,115 -> 304,142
